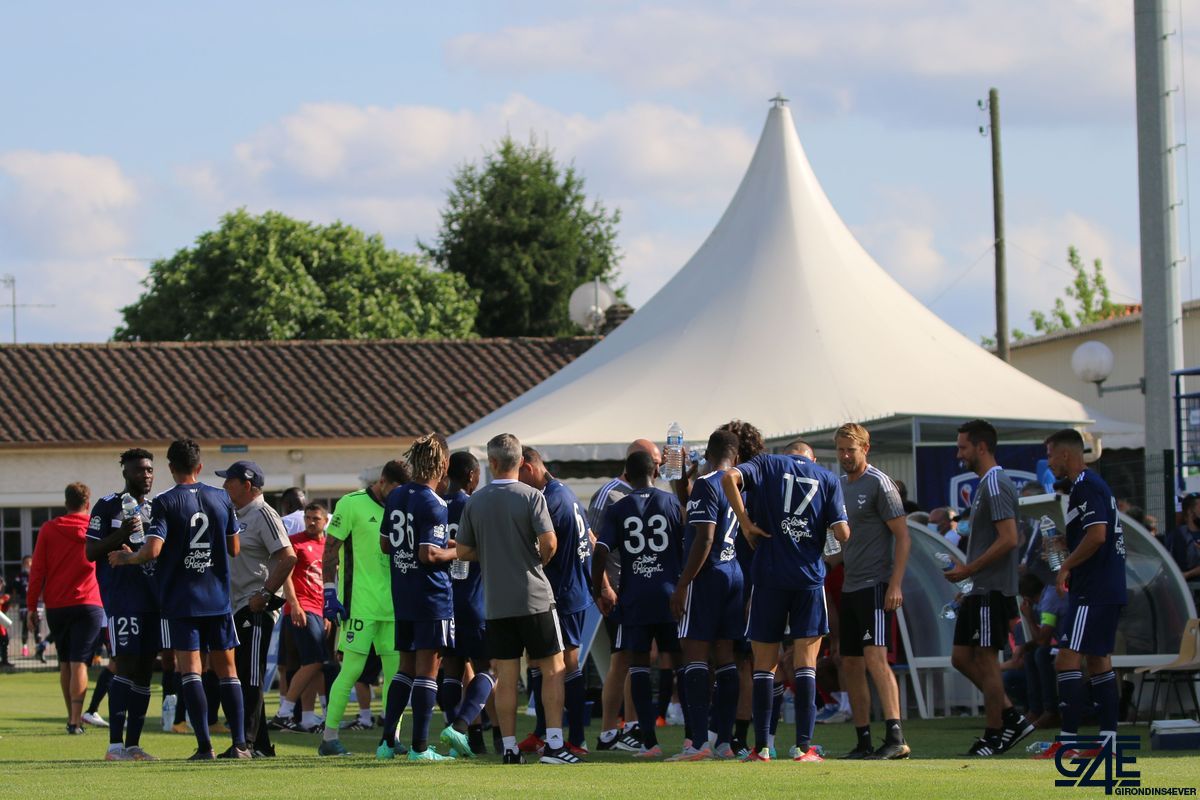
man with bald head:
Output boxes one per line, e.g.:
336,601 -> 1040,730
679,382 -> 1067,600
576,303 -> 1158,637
588,439 -> 661,752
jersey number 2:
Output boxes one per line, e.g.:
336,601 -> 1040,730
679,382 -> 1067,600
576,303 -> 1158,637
189,513 -> 210,549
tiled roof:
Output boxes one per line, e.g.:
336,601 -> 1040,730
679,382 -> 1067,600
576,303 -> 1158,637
0,338 -> 595,446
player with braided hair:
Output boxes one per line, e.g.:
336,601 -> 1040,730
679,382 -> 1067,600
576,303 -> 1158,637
377,434 -> 468,761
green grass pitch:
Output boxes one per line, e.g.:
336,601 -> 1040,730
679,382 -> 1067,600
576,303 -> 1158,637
2,670 -> 1197,798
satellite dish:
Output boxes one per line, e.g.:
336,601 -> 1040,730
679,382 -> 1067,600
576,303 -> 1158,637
568,279 -> 616,332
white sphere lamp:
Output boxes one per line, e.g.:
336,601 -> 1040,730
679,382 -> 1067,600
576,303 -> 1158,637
1071,341 -> 1115,385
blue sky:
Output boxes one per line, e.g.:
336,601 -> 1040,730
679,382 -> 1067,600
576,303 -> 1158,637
2,1 -> 1197,343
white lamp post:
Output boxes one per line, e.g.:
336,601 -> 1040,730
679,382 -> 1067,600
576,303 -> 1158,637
1071,341 -> 1145,396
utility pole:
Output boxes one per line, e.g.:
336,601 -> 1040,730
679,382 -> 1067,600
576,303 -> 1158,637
980,88 -> 1009,361
1133,0 -> 1185,524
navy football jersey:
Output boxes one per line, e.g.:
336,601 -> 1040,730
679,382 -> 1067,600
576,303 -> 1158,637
597,486 -> 683,624
382,482 -> 453,621
542,479 -> 594,615
146,482 -> 240,619
87,492 -> 158,616
685,471 -> 741,574
445,489 -> 483,621
736,454 -> 847,591
1065,469 -> 1127,604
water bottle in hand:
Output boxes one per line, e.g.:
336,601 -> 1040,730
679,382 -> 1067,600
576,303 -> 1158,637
662,422 -> 684,481
936,552 -> 973,594
121,492 -> 145,544
1039,516 -> 1067,571
450,559 -> 469,580
822,529 -> 841,557
939,601 -> 959,621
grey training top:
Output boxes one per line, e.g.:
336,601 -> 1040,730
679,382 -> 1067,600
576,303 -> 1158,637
588,476 -> 632,591
229,495 -> 290,614
966,466 -> 1020,596
840,466 -> 906,593
457,479 -> 557,620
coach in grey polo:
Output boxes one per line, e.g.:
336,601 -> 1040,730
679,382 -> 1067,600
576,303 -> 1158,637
965,467 -> 1020,598
456,432 -> 582,764
457,478 -> 556,621
834,424 -> 912,758
217,460 -> 297,756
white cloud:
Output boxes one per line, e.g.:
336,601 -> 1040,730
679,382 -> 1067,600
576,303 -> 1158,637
445,1 -> 1155,125
0,150 -> 138,257
175,94 -> 755,296
0,150 -> 143,341
1004,212 -> 1142,325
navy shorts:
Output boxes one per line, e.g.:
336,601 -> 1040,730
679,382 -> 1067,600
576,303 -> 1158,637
677,566 -> 745,643
395,618 -> 455,653
838,584 -> 892,657
746,585 -> 828,643
288,611 -> 325,666
452,614 -> 488,661
168,613 -> 240,652
557,609 -> 588,649
1061,601 -> 1123,657
46,604 -> 105,663
107,612 -> 167,656
614,621 -> 680,654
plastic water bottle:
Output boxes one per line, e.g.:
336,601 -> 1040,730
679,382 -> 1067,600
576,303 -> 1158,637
823,530 -> 842,557
662,422 -> 684,481
161,694 -> 177,732
450,560 -> 469,580
936,552 -> 973,594
1040,515 -> 1067,571
1026,740 -> 1053,754
121,492 -> 145,544
939,601 -> 959,621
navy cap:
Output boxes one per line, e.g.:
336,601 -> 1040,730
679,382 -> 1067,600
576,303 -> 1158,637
215,460 -> 265,488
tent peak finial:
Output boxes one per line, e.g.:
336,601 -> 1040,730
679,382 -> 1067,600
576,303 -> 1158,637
769,93 -> 789,108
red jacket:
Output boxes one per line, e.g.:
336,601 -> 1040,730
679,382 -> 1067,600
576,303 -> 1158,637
27,512 -> 101,609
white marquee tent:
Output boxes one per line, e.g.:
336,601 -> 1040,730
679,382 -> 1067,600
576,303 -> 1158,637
449,100 -> 1095,460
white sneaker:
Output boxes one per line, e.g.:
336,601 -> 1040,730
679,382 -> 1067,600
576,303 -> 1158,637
665,702 -> 686,726
821,709 -> 851,724
82,711 -> 109,728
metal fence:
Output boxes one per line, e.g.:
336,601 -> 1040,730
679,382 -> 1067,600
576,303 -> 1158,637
1,610 -> 61,672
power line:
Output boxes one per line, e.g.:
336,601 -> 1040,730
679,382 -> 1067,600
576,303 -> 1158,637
926,243 -> 995,306
1005,240 -> 1142,303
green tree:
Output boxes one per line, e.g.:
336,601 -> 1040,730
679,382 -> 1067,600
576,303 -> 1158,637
115,209 -> 477,341
1027,246 -> 1122,335
422,135 -> 622,337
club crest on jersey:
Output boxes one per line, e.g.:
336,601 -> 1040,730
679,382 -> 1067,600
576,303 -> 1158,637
782,515 -> 811,543
632,554 -> 663,578
948,469 -> 1037,512
857,494 -> 868,508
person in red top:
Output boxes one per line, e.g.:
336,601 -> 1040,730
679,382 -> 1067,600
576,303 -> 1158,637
27,482 -> 105,734
268,503 -> 329,732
